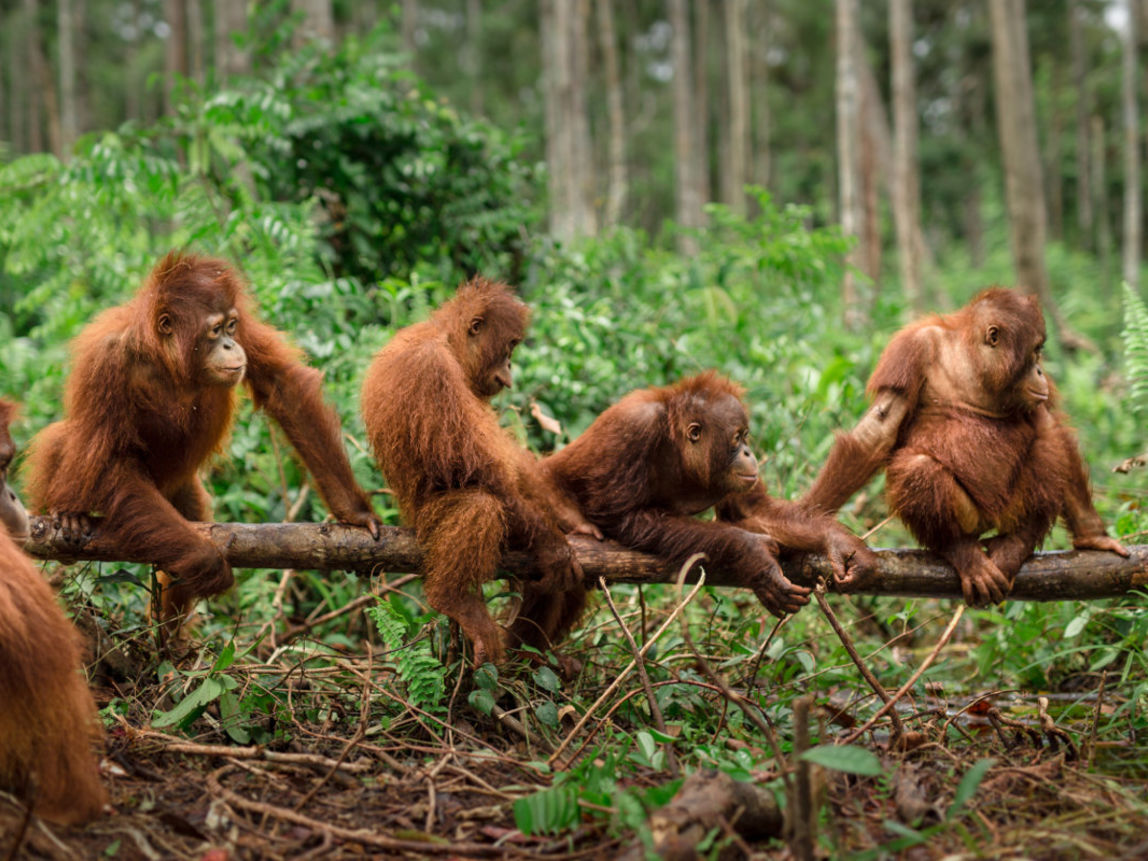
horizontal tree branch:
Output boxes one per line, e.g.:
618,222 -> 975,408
24,516 -> 1148,601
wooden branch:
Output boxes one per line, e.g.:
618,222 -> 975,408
24,516 -> 1148,601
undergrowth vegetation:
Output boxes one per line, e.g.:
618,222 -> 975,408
1,26 -> 1147,859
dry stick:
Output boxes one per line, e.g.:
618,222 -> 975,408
205,765 -> 522,858
1087,670 -> 1109,769
842,605 -> 965,746
293,643 -> 374,812
813,582 -> 906,741
599,576 -> 681,778
549,564 -> 709,766
131,727 -> 373,773
2,799 -> 33,861
791,695 -> 815,861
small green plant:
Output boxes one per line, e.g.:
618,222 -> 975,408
368,594 -> 448,711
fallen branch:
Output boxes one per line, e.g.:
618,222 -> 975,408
618,769 -> 783,861
24,516 -> 1148,601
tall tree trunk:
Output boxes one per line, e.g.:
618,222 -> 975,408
1122,0 -> 1141,288
1047,59 -> 1064,240
402,0 -> 417,58
542,0 -> 568,238
723,0 -> 749,215
188,0 -> 205,85
860,62 -> 881,283
597,0 -> 627,227
466,0 -> 483,115
214,0 -> 250,80
544,0 -> 594,240
25,0 -> 43,152
693,0 -> 711,208
295,0 -> 335,45
58,0 -> 78,156
750,1 -> 771,191
1070,0 -> 1092,248
890,0 -> 923,313
1092,114 -> 1113,286
836,0 -> 864,328
165,0 -> 188,114
988,1 -> 1058,318
670,0 -> 701,253
27,0 -> 61,155
569,0 -> 596,235
6,17 -> 23,152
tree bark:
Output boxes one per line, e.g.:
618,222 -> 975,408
1092,114 -> 1113,286
57,0 -> 78,156
890,0 -> 923,313
836,0 -> 864,328
1122,0 -> 1141,288
466,0 -> 482,116
214,0 -> 250,80
25,518 -> 1148,602
1070,0 -> 1092,248
165,0 -> 188,114
596,0 -> 627,227
750,0 -> 771,191
569,0 -> 596,236
670,0 -> 701,254
1047,60 -> 1064,240
694,0 -> 711,209
188,0 -> 205,85
989,0 -> 1086,346
402,0 -> 417,58
294,0 -> 335,45
722,0 -> 749,215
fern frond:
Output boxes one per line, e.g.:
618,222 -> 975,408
367,599 -> 447,711
1122,282 -> 1148,414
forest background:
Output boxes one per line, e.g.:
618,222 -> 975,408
2,0 -> 1148,857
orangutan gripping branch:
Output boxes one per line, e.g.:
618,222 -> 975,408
361,277 -> 593,667
0,401 -> 106,826
802,288 -> 1128,606
25,252 -> 381,628
543,372 -> 813,622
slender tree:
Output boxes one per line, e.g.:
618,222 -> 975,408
693,0 -> 711,209
835,0 -> 863,327
294,0 -> 334,45
402,0 -> 417,57
165,0 -> 188,114
596,0 -> 627,227
890,0 -> 923,312
188,0 -> 205,85
570,0 -> 596,235
58,0 -> 78,155
988,5 -> 1049,303
1069,0 -> 1092,248
1122,0 -> 1140,288
750,1 -> 771,190
466,0 -> 483,116
214,0 -> 250,80
670,0 -> 701,253
724,0 -> 749,215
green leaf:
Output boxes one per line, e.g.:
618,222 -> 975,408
800,744 -> 884,776
212,640 -> 237,673
947,758 -> 997,819
1064,612 -> 1090,638
532,665 -> 561,694
152,676 -> 228,728
513,785 -> 578,836
468,688 -> 495,716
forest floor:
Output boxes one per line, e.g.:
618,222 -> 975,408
4,590 -> 1148,860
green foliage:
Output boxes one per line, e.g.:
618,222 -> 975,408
800,744 -> 884,777
367,594 -> 448,711
1123,283 -> 1148,414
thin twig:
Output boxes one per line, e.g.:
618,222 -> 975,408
1087,670 -> 1109,769
814,583 -> 905,741
841,605 -> 965,745
549,562 -> 709,765
599,576 -> 680,778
